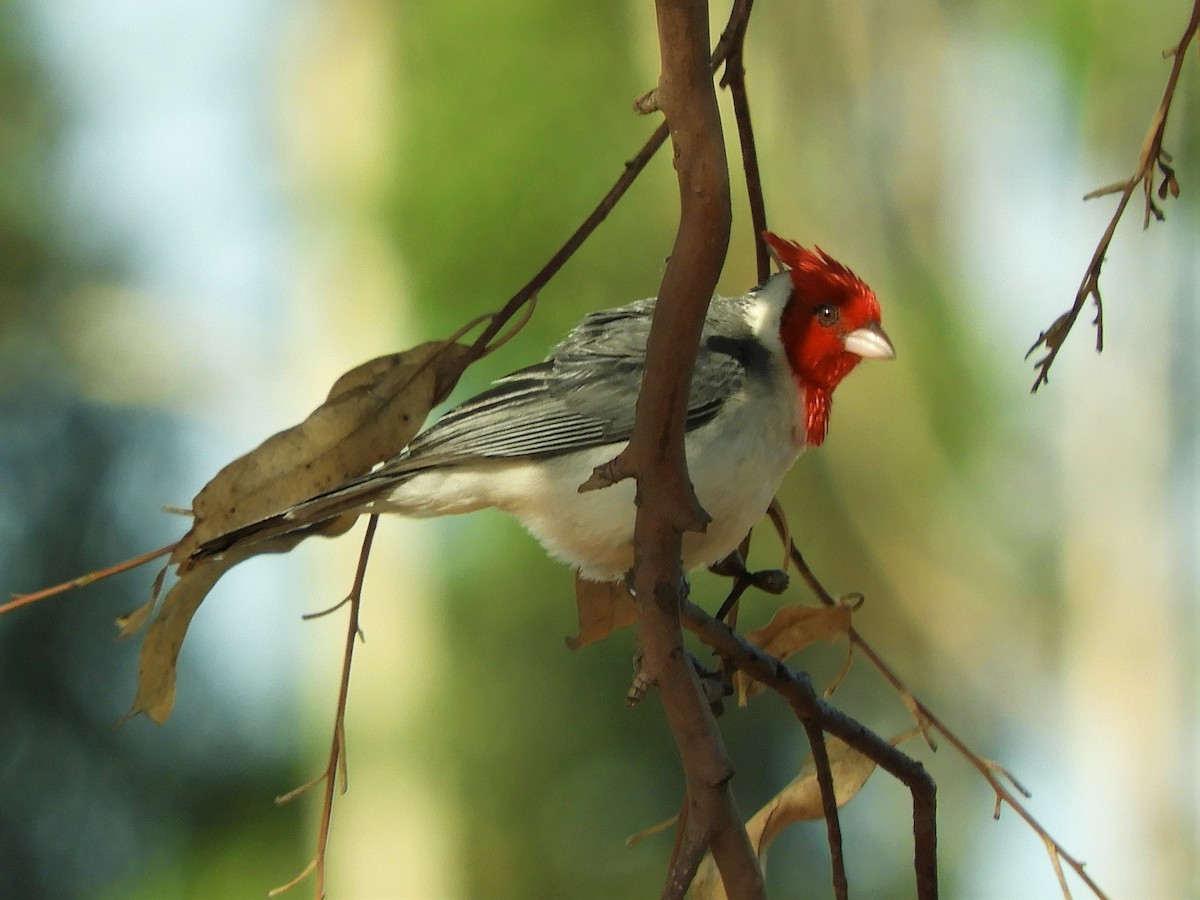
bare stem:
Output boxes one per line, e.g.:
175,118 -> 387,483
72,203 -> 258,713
1027,0 -> 1199,391
787,539 -> 1108,899
270,515 -> 379,899
720,6 -> 772,283
681,602 -> 939,899
1,542 -> 178,616
801,717 -> 849,900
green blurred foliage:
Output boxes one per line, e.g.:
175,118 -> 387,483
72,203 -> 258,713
381,2 -> 983,896
391,1 -> 670,342
0,3 -> 312,898
3,0 -> 1196,896
0,0 -> 65,339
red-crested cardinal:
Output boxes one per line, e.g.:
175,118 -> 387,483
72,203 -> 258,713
197,233 -> 893,582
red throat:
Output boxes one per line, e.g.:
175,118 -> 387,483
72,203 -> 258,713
802,385 -> 832,447
782,312 -> 866,449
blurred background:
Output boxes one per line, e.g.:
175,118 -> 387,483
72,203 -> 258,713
0,0 -> 1196,897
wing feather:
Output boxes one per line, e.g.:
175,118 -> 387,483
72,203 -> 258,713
189,293 -> 774,562
391,296 -> 764,471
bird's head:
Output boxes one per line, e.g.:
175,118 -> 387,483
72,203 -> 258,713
763,231 -> 894,446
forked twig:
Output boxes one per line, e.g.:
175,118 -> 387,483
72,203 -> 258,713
682,602 -> 939,899
787,540 -> 1109,900
1027,0 -> 1199,391
270,514 -> 379,899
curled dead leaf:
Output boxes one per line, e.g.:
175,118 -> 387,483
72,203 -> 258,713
734,603 -> 852,704
115,564 -> 169,639
691,731 -> 915,899
128,532 -> 316,724
125,339 -> 474,723
567,575 -> 637,650
823,641 -> 855,699
173,341 -> 472,566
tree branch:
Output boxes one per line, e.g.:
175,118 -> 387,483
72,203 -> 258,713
682,601 -> 940,900
720,6 -> 772,284
787,539 -> 1109,899
469,1 -> 757,372
270,514 -> 379,898
597,2 -> 766,898
1027,0 -> 1198,391
800,717 -> 849,900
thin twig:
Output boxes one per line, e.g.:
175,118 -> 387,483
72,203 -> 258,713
787,540 -> 1109,900
483,0 -> 761,367
720,8 -> 772,283
470,0 -> 761,372
801,718 -> 849,900
1027,0 -> 1199,391
1,542 -> 178,615
681,602 -> 939,900
270,514 -> 379,899
462,121 -> 668,366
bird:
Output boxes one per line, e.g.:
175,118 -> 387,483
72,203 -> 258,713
195,232 -> 894,582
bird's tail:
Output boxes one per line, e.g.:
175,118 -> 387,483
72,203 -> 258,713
188,469 -> 413,564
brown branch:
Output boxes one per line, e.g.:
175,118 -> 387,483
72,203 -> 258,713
1027,0 -> 1199,391
602,1 -> 769,897
270,514 -> 379,899
800,717 -> 849,900
681,602 -> 940,899
787,540 -> 1109,900
720,5 -> 772,284
2,542 -> 178,615
468,1 -> 758,374
709,546 -> 850,894
466,121 -> 670,364
724,506 -> 852,888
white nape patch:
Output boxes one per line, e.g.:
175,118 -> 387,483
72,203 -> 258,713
743,272 -> 792,346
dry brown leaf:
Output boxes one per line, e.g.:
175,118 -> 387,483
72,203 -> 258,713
124,339 -> 474,724
114,564 -> 169,639
128,533 -> 315,724
691,732 -> 910,899
752,736 -> 882,848
173,341 -> 471,565
823,641 -> 855,699
125,557 -> 237,723
735,604 -> 852,704
566,575 -> 637,650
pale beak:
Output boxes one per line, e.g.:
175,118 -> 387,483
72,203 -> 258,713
842,322 -> 896,360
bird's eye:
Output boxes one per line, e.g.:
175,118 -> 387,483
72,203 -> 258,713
814,304 -> 840,327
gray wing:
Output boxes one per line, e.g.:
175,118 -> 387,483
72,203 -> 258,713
189,295 -> 767,561
391,295 -> 765,471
